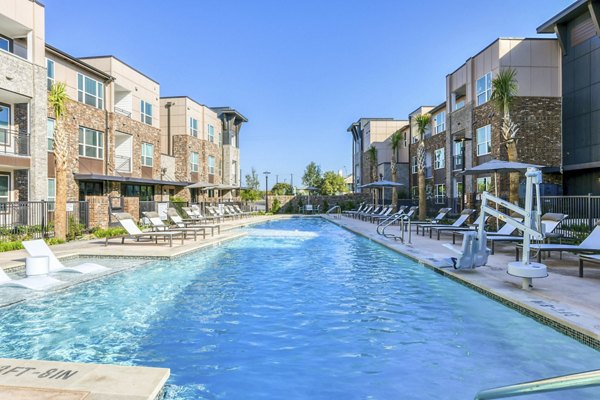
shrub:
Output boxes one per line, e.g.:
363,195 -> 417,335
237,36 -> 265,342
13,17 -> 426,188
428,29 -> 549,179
92,227 -> 127,238
272,198 -> 281,214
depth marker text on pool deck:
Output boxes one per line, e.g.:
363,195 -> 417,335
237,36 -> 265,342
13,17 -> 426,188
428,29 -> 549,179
0,365 -> 78,380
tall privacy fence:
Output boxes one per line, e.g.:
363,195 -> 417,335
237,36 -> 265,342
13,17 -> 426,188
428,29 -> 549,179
0,201 -> 89,241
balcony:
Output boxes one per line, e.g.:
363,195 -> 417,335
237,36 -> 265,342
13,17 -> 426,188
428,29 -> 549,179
114,107 -> 132,118
0,129 -> 29,156
115,154 -> 131,173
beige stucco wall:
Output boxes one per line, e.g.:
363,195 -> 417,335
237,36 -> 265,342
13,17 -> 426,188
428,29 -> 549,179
447,38 -> 561,109
0,0 -> 45,66
83,56 -> 160,128
46,50 -> 108,104
364,120 -> 408,165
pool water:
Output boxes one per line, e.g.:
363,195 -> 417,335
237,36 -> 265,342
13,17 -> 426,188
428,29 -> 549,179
0,218 -> 598,399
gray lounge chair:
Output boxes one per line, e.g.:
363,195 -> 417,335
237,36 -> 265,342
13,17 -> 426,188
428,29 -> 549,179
578,254 -> 600,277
411,208 -> 453,231
517,219 -> 600,263
419,209 -> 475,237
486,213 -> 567,255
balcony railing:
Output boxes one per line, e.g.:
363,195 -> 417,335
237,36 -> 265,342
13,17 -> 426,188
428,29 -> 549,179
114,107 -> 132,118
115,154 -> 132,173
0,129 -> 30,156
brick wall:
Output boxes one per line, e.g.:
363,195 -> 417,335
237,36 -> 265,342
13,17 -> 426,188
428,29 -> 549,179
86,195 -> 109,229
471,97 -> 562,197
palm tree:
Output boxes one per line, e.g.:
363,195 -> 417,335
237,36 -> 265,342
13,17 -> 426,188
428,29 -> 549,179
48,82 -> 69,241
414,114 -> 431,220
491,68 -> 520,203
367,145 -> 378,204
389,130 -> 403,208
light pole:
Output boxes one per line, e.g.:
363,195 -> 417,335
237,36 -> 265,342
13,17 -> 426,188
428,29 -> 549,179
454,136 -> 472,211
263,171 -> 271,213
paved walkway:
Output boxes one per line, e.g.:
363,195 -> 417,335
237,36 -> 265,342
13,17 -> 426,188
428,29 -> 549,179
323,215 -> 600,348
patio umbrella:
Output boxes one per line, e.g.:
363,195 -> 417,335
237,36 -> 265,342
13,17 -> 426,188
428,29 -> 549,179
459,159 -> 543,198
360,180 -> 405,206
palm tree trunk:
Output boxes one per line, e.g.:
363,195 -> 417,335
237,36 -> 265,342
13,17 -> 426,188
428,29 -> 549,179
390,154 -> 397,208
53,119 -> 68,241
418,170 -> 426,220
507,142 -> 519,204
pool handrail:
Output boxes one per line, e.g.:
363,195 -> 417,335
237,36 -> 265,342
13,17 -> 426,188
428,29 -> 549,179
474,369 -> 600,399
326,205 -> 341,219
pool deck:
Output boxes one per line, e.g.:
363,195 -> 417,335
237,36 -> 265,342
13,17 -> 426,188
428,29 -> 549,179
322,214 -> 600,349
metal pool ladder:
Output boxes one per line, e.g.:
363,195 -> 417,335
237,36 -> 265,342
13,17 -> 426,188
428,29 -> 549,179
377,214 -> 411,244
326,205 -> 341,219
474,369 -> 600,399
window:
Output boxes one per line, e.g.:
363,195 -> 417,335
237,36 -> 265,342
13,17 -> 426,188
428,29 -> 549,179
232,160 -> 238,184
47,178 -> 56,211
434,148 -> 445,169
477,177 -> 491,193
208,155 -> 215,175
77,73 -> 104,109
476,125 -> 491,156
0,35 -> 11,53
46,58 -> 55,91
190,117 -> 198,137
207,124 -> 215,143
78,127 -> 103,159
453,141 -> 463,170
0,174 -> 9,204
0,103 -> 10,145
455,181 -> 463,197
433,112 -> 446,134
455,100 -> 465,110
411,156 -> 418,174
47,118 -> 55,150
435,184 -> 446,204
122,184 -> 154,201
190,151 -> 199,172
141,101 -> 152,125
476,72 -> 492,106
141,142 -> 154,167
411,186 -> 418,199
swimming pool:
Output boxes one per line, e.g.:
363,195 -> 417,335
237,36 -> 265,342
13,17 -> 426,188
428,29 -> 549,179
0,218 -> 598,399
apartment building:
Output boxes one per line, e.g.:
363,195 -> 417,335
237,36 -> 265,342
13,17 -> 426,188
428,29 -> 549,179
408,104 -> 448,203
212,107 -> 247,189
0,0 -> 46,202
538,0 -> 600,194
445,38 -> 562,202
347,118 -> 409,196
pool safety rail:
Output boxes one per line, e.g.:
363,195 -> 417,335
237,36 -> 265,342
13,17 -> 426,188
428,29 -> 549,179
326,205 -> 342,219
474,369 -> 600,399
377,213 -> 411,244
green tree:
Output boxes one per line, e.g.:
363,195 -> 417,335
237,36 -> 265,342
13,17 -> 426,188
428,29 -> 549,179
271,182 -> 293,195
389,130 -> 404,207
366,146 -> 378,203
302,162 -> 323,188
491,68 -> 520,203
415,114 -> 431,220
241,167 -> 262,201
48,82 -> 69,241
319,171 -> 348,195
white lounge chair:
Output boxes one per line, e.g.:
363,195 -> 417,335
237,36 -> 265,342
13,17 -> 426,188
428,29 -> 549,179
109,212 -> 185,247
168,208 -> 220,236
143,211 -> 205,240
23,239 -> 108,274
0,268 -> 63,291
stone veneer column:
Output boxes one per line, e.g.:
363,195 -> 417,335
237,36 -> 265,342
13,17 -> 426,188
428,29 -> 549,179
29,64 -> 48,201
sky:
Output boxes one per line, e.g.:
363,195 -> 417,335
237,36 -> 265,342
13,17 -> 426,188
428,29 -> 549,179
44,0 -> 571,189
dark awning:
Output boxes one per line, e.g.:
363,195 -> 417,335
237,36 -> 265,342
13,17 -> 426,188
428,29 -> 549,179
74,173 -> 190,187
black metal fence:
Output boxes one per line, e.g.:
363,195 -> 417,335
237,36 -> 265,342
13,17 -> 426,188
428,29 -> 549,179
0,200 -> 89,241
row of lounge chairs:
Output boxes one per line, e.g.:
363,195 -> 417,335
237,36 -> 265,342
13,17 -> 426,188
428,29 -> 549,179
345,203 -> 600,277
